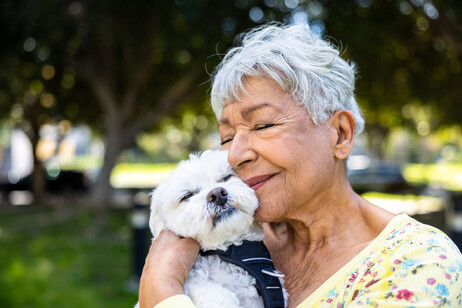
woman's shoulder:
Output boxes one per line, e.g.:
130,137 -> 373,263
381,214 -> 461,261
295,215 -> 462,307
347,215 -> 462,307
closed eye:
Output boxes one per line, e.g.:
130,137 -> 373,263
220,174 -> 234,182
255,124 -> 274,130
220,138 -> 233,146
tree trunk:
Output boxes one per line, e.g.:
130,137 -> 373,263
84,65 -> 201,228
91,117 -> 123,228
22,101 -> 47,204
26,121 -> 46,204
31,150 -> 46,203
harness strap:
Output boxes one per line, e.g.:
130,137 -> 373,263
201,241 -> 285,308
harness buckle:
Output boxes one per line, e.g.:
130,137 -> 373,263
261,269 -> 286,278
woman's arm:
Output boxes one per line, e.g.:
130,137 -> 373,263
138,229 -> 199,308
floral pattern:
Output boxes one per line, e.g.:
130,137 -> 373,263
298,214 -> 462,308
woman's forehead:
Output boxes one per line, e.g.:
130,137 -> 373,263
223,77 -> 289,107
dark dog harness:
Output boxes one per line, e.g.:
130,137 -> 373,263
200,240 -> 285,308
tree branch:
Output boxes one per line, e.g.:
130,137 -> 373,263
433,16 -> 462,54
416,3 -> 462,54
120,53 -> 152,120
120,66 -> 202,146
82,59 -> 119,119
121,20 -> 157,120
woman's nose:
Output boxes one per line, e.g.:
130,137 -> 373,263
227,132 -> 257,168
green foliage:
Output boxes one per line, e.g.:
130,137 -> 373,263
1,0 -> 461,198
2,0 -> 461,131
318,0 -> 462,129
403,163 -> 462,191
133,109 -> 219,163
0,0 -> 275,134
0,206 -> 138,307
382,124 -> 462,164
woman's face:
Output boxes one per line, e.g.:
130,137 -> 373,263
219,77 -> 338,222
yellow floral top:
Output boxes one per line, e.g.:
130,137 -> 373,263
154,214 -> 462,308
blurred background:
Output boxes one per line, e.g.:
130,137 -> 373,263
0,0 -> 461,307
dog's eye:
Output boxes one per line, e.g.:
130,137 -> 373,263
220,174 -> 234,182
179,192 -> 194,202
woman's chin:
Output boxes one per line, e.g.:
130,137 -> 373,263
253,205 -> 282,223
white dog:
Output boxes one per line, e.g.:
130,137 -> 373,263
140,150 -> 287,308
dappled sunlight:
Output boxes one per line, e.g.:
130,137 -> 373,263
110,163 -> 177,189
404,163 -> 462,191
1,0 -> 462,306
362,191 -> 445,216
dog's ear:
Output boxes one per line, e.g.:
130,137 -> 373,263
148,188 -> 166,239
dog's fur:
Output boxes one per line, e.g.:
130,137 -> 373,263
140,150 -> 287,308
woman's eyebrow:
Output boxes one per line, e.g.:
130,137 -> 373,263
242,103 -> 281,118
218,118 -> 230,126
218,103 -> 282,127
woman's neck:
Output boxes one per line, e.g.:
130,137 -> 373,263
284,182 -> 371,249
264,181 -> 395,303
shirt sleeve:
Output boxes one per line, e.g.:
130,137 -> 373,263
348,228 -> 462,307
154,295 -> 197,308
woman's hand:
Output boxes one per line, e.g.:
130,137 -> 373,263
138,229 -> 199,308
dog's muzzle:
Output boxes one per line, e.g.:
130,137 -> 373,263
207,187 -> 239,226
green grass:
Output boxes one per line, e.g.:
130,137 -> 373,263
0,205 -> 140,308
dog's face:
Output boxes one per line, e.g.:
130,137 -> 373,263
149,150 -> 259,249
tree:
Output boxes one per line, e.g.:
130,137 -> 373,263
1,0 -> 461,207
0,0 -> 97,201
325,0 -> 461,158
0,0 -> 283,208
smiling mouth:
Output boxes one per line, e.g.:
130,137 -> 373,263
244,174 -> 276,191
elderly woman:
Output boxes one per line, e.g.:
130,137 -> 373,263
139,24 -> 462,307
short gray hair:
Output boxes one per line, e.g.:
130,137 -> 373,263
211,24 -> 364,134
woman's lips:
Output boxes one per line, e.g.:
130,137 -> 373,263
244,174 -> 276,191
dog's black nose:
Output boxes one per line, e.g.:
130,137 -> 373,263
207,187 -> 228,205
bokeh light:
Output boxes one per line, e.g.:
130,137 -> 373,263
249,7 -> 265,23
23,37 -> 36,52
41,65 -> 55,80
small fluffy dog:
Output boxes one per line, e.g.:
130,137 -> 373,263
142,150 -> 287,308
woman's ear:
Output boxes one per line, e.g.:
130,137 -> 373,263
331,110 -> 356,160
